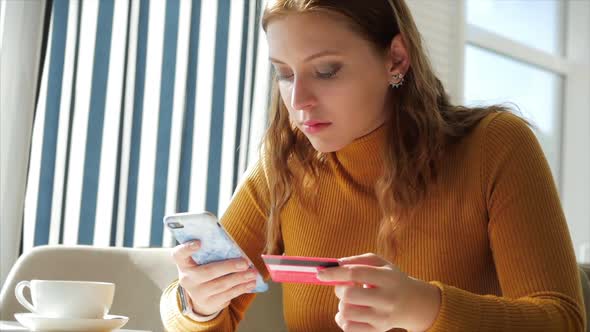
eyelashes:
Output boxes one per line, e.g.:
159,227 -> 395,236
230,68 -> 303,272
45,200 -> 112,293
313,63 -> 341,79
274,63 -> 342,81
275,72 -> 294,81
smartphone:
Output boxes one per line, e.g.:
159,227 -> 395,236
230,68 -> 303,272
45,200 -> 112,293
164,211 -> 268,293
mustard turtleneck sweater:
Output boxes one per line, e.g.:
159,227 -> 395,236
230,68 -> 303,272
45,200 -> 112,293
160,112 -> 585,331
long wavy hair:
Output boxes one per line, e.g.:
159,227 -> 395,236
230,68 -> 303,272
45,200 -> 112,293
260,0 -> 507,257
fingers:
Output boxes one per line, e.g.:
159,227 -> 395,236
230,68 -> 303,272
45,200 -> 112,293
185,273 -> 257,315
317,264 -> 391,286
171,241 -> 201,269
207,279 -> 257,307
337,301 -> 381,325
335,311 -> 378,332
338,253 -> 389,267
199,269 -> 258,297
172,241 -> 257,316
177,256 -> 254,316
334,285 -> 385,307
183,258 -> 251,284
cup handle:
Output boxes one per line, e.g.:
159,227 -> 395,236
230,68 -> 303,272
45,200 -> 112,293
14,281 -> 36,313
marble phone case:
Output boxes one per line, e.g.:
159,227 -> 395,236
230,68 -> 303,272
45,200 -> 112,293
164,211 -> 268,293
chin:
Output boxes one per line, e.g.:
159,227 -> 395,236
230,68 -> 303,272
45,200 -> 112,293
308,139 -> 348,153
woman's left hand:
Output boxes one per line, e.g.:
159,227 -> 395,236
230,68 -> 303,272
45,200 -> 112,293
316,253 -> 441,332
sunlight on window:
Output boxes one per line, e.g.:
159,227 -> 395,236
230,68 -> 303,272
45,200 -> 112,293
464,45 -> 563,176
467,0 -> 562,55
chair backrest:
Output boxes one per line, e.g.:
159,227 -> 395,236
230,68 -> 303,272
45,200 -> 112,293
0,245 -> 177,330
0,245 -> 286,332
4,246 -> 584,331
580,264 -> 590,332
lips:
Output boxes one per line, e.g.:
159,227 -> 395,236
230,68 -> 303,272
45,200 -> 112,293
303,120 -> 330,126
302,120 -> 332,134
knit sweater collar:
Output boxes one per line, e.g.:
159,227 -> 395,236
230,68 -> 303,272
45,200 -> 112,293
329,124 -> 387,185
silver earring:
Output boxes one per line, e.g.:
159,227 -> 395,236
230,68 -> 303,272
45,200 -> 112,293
389,73 -> 404,88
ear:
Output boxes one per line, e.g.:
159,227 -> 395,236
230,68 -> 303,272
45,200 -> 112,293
387,34 -> 410,76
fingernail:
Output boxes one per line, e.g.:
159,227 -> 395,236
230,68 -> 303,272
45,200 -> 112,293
316,271 -> 325,280
236,261 -> 248,270
188,241 -> 199,248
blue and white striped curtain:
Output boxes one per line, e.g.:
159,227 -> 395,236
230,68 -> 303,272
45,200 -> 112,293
24,0 -> 271,251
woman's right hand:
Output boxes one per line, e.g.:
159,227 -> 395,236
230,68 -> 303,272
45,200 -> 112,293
172,241 -> 259,316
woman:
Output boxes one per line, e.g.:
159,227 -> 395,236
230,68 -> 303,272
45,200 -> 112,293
160,0 -> 585,331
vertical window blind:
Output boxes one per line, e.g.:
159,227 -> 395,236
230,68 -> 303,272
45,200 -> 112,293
24,0 -> 271,250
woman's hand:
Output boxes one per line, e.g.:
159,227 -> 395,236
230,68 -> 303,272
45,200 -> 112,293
316,253 -> 441,332
171,241 -> 259,316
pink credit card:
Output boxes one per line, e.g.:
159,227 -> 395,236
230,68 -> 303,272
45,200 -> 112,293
261,254 -> 354,286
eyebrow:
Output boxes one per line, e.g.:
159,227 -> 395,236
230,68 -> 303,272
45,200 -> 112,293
269,50 -> 342,64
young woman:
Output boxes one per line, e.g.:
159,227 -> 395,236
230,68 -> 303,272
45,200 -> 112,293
160,0 -> 585,331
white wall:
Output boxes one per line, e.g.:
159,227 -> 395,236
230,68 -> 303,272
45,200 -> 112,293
0,0 -> 46,286
406,0 -> 464,103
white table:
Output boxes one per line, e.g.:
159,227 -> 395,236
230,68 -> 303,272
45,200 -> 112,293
0,320 -> 151,332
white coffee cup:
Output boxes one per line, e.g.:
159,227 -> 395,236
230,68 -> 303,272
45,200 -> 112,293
15,280 -> 115,319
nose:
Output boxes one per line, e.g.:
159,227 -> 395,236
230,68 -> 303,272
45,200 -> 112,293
290,76 -> 317,111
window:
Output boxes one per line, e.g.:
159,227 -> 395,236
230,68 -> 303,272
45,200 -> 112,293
466,0 -> 563,55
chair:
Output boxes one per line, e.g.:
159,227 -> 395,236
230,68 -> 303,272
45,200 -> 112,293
580,263 -> 590,332
0,245 -> 286,332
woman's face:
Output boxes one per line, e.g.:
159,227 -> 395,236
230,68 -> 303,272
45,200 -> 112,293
266,12 -> 396,153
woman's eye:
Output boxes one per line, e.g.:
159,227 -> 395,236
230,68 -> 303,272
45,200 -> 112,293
315,64 -> 341,79
316,70 -> 337,79
276,72 -> 294,81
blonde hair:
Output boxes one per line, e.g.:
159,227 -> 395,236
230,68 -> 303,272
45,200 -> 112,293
260,0 -> 505,258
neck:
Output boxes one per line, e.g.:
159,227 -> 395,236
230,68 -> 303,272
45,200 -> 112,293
329,124 -> 388,186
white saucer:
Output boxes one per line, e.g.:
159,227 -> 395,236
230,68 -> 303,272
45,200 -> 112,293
14,313 -> 129,332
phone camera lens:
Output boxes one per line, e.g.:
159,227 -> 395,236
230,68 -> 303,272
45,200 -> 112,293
168,222 -> 184,229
